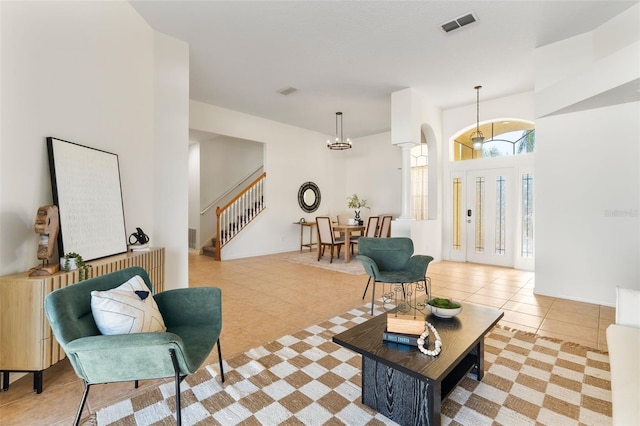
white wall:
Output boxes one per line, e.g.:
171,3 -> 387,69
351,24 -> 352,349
420,101 -> 444,221
392,89 -> 422,144
0,1 -> 189,286
536,103 -> 639,305
344,132 -> 401,218
200,136 -> 263,212
152,31 -> 190,288
535,4 -> 640,306
188,143 -> 201,245
417,97 -> 444,258
536,4 -> 640,118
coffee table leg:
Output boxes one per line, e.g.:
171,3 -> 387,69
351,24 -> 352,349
362,355 -> 440,425
472,338 -> 485,380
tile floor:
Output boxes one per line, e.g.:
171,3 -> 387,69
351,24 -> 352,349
0,251 -> 614,425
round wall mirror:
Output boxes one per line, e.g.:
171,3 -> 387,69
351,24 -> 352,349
298,182 -> 321,213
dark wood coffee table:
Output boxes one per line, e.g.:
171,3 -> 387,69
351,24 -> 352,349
332,303 -> 503,426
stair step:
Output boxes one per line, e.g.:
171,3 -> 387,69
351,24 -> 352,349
202,246 -> 217,258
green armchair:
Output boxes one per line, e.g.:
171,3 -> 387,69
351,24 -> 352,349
357,237 -> 434,315
44,266 -> 223,426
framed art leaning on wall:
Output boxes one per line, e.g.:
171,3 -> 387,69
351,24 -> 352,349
47,137 -> 128,261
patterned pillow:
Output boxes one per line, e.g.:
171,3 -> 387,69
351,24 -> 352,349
91,275 -> 166,335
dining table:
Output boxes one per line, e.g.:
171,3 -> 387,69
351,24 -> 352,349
332,224 -> 365,263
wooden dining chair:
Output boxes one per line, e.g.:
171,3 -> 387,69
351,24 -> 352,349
351,216 -> 379,254
337,214 -> 350,226
335,214 -> 350,239
316,216 -> 346,263
377,215 -> 392,238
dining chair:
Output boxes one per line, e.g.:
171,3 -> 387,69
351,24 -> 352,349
377,215 -> 392,238
336,213 -> 350,239
316,216 -> 346,263
337,214 -> 350,225
350,216 -> 379,254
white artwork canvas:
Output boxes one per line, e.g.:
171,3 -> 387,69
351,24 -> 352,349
47,137 -> 127,261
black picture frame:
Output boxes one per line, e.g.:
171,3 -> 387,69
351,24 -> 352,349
47,137 -> 127,261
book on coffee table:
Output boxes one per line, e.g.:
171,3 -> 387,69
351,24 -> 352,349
382,329 -> 423,347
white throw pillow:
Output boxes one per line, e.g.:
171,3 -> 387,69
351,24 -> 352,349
91,275 -> 166,335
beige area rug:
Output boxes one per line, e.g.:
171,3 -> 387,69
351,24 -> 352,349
283,251 -> 366,275
91,305 -> 612,426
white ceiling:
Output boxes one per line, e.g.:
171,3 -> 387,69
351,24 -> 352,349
130,0 -> 638,139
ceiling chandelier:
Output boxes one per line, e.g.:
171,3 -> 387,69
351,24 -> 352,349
471,85 -> 484,151
327,112 -> 352,150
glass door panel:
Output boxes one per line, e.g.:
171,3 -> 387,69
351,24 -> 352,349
465,168 -> 514,267
452,177 -> 463,251
521,172 -> 534,258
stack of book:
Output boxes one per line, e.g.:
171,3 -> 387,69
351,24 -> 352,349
383,313 -> 425,347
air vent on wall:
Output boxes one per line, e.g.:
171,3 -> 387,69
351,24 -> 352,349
440,12 -> 477,33
276,86 -> 298,96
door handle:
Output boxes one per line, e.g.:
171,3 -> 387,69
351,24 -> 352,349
467,209 -> 472,223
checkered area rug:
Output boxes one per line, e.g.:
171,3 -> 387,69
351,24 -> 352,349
93,305 -> 612,425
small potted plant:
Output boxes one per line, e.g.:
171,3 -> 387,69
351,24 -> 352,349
346,194 -> 370,225
61,252 -> 90,281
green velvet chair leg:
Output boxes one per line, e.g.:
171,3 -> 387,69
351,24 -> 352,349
217,339 -> 225,383
74,381 -> 91,426
362,277 -> 372,300
370,279 -> 378,316
169,349 -> 182,426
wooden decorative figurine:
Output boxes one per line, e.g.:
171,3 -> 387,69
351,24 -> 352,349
28,205 -> 60,276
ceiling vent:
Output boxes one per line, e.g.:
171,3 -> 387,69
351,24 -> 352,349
276,86 -> 298,96
440,12 -> 477,33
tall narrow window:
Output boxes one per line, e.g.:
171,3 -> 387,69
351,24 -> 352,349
452,178 -> 462,250
521,173 -> 534,257
475,177 -> 485,253
411,143 -> 428,220
495,176 -> 506,255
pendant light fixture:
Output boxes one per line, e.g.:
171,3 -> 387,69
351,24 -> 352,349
327,112 -> 352,150
471,85 -> 484,151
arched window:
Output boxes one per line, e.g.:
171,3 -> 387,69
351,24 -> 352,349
453,120 -> 534,161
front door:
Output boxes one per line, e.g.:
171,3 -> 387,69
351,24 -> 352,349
451,168 -> 515,267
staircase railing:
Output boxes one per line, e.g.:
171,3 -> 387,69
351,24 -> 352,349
201,166 -> 264,216
215,172 -> 266,260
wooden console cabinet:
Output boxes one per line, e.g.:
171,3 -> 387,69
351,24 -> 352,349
0,247 -> 165,393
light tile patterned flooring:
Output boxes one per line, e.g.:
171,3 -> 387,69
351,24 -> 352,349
0,252 -> 614,425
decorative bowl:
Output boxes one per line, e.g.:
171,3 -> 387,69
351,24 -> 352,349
426,298 -> 462,319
